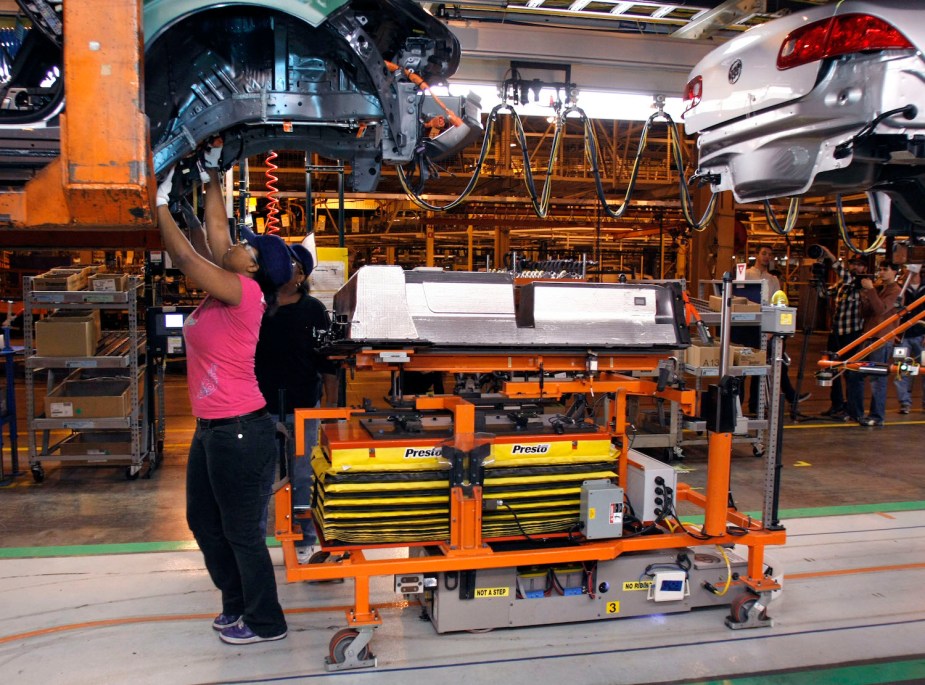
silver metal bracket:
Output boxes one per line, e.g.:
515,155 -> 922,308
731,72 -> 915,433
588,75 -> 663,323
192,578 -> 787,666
725,591 -> 774,630
324,626 -> 378,672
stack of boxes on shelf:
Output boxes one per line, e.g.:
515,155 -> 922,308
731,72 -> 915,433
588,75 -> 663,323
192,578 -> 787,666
682,342 -> 767,369
707,294 -> 761,313
30,266 -> 134,424
32,265 -> 130,293
680,294 -> 768,369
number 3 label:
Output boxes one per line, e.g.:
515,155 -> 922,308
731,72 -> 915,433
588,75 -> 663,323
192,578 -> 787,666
605,601 -> 620,614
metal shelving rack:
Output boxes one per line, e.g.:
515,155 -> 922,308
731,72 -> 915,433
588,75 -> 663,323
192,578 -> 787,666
22,276 -> 158,481
630,280 -> 770,460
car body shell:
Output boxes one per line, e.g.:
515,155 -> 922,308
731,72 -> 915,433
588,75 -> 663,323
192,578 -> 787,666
683,0 -> 925,226
0,0 -> 478,192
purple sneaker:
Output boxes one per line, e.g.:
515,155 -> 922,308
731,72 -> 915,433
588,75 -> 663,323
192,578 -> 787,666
212,614 -> 241,630
219,621 -> 287,645
212,613 -> 241,631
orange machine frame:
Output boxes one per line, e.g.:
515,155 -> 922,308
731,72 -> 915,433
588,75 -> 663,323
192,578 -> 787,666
817,291 -> 925,374
274,349 -> 785,635
0,0 -> 160,248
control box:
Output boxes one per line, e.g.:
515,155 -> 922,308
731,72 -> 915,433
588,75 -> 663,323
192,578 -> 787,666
579,479 -> 623,539
761,306 -> 796,335
647,570 -> 689,602
146,306 -> 196,357
626,449 -> 677,522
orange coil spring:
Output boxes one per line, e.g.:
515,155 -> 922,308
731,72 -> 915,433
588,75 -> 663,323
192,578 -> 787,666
264,150 -> 281,234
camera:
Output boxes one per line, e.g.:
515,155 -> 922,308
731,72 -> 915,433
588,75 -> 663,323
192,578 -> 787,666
811,261 -> 828,279
807,244 -> 825,260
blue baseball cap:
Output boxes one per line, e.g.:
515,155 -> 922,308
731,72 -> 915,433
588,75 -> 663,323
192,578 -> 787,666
239,226 -> 292,288
288,244 -> 314,276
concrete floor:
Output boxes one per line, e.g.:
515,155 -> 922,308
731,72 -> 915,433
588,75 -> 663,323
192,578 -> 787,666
2,335 -> 925,683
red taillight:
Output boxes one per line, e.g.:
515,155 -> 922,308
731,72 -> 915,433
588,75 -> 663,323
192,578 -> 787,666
683,75 -> 702,112
778,13 -> 913,70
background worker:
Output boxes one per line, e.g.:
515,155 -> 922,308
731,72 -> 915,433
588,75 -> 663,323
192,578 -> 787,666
255,241 -> 338,561
894,257 -> 925,414
818,247 -> 866,420
155,149 -> 291,646
852,261 -> 902,427
744,243 -> 809,413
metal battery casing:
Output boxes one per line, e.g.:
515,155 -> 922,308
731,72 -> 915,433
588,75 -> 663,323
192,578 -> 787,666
421,547 -> 752,633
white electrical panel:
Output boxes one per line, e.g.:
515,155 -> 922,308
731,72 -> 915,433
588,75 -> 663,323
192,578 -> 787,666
626,450 -> 677,522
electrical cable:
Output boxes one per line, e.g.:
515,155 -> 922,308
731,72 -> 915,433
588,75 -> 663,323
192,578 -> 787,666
568,106 -> 717,231
705,544 -> 733,596
394,86 -> 716,231
641,553 -> 691,581
500,502 -> 536,541
764,196 -> 801,235
264,150 -> 281,234
836,193 -> 886,255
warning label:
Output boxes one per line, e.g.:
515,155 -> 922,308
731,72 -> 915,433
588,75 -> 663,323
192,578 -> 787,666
622,580 -> 653,592
474,587 -> 510,598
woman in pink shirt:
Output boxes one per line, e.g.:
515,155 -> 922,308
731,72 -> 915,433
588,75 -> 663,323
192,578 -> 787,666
155,150 -> 291,645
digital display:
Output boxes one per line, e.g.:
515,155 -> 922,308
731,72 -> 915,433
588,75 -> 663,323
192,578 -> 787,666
147,306 -> 195,357
660,580 -> 684,592
164,313 -> 185,329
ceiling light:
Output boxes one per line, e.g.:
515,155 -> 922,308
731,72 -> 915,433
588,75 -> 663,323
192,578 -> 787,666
433,82 -> 686,121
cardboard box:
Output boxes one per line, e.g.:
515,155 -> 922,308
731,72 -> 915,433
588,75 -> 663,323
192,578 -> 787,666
35,314 -> 100,356
708,295 -> 749,311
44,378 -> 132,419
59,431 -> 131,456
685,342 -> 721,368
732,302 -> 762,313
48,308 -> 101,336
33,269 -> 88,291
734,348 -> 768,366
88,272 -> 128,292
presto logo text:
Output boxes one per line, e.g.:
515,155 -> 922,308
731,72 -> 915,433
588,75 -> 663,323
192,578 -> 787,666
511,444 -> 551,454
404,447 -> 442,459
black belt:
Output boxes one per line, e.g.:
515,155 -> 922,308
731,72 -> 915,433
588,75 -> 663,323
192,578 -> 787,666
196,408 -> 268,429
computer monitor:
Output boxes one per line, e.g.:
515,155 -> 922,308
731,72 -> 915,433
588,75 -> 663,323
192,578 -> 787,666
146,306 -> 196,356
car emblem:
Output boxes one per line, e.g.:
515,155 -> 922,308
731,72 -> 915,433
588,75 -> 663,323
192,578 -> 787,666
728,59 -> 742,84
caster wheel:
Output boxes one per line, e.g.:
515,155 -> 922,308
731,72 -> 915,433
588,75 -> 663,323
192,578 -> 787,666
328,628 -> 370,665
672,447 -> 685,461
307,550 -> 346,584
308,550 -> 331,564
752,446 -> 765,459
125,466 -> 141,481
730,593 -> 767,624
30,465 -> 45,483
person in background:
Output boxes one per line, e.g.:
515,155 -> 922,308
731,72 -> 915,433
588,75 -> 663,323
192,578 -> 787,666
744,243 -> 809,413
852,262 -> 902,427
894,256 -> 925,414
744,243 -> 781,296
155,149 -> 291,646
818,248 -> 866,420
255,241 -> 338,561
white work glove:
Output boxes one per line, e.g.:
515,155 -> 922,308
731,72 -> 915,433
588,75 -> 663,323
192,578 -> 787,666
199,140 -> 223,183
156,167 -> 174,207
203,144 -> 222,168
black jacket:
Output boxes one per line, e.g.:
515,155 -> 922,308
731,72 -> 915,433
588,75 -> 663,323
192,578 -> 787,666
255,293 -> 334,414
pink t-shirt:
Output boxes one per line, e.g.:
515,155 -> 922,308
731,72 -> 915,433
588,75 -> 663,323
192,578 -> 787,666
183,275 -> 268,419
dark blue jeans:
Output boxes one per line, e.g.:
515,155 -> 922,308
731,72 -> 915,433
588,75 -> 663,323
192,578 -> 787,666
186,413 -> 287,637
828,329 -> 862,411
846,343 -> 893,423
